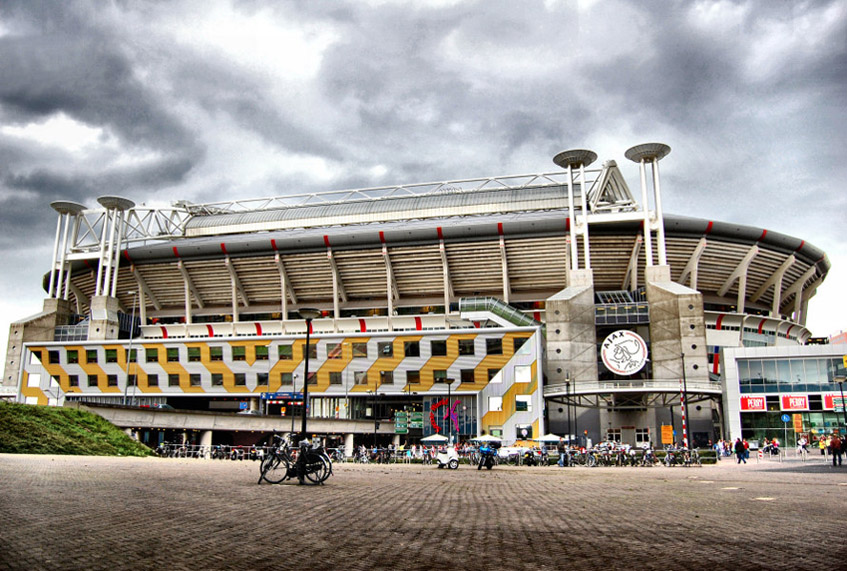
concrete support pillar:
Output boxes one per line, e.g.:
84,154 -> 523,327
344,433 -> 355,457
87,295 -> 121,340
544,269 -> 597,390
200,430 -> 213,449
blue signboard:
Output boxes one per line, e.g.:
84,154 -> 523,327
781,414 -> 790,423
260,392 -> 304,400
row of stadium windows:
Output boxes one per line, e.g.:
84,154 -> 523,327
43,337 -> 530,366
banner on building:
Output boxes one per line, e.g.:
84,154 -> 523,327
793,414 -> 803,433
780,394 -> 809,411
740,396 -> 766,411
661,424 -> 674,445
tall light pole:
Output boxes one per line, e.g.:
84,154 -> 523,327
836,377 -> 847,432
299,308 -> 320,444
122,290 -> 138,406
680,352 -> 690,449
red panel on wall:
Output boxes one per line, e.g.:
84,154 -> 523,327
780,394 -> 809,411
740,396 -> 766,411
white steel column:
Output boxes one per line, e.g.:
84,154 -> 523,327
110,210 -> 127,297
63,215 -> 81,301
638,159 -> 654,267
567,164 -> 578,269
48,214 -> 62,298
579,161 -> 591,269
553,149 -> 598,273
94,211 -> 110,296
626,144 -> 671,269
651,158 -> 668,266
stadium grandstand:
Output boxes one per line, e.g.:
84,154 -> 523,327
3,143 -> 836,450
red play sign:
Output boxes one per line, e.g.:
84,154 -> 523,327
740,396 -> 766,411
780,394 -> 809,411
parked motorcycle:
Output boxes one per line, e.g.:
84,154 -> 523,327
435,446 -> 459,470
477,445 -> 496,470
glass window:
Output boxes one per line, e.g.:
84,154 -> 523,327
379,370 -> 393,384
635,428 -> 650,445
257,372 -> 269,386
210,346 -> 223,361
354,371 -> 368,385
404,341 -> 420,357
168,374 -> 180,387
67,350 -> 79,364
327,343 -> 342,359
278,345 -> 293,360
68,375 -> 79,387
431,340 -> 447,357
303,343 -> 317,360
147,374 -> 159,387
486,338 -> 503,355
48,350 -> 60,364
126,349 -> 137,363
513,337 -> 529,353
515,365 -> 531,383
458,339 -> 474,356
105,349 -> 118,363
127,375 -> 136,387
488,368 -> 501,382
489,396 -> 503,412
460,369 -> 475,384
86,349 -> 98,364
776,359 -> 791,384
255,346 -> 269,361
188,347 -> 201,362
737,360 -> 749,383
211,373 -> 224,387
234,373 -> 246,386
87,374 -> 98,387
378,342 -> 393,357
232,346 -> 246,361
433,369 -> 448,382
748,360 -> 763,384
515,395 -> 531,412
281,372 -> 293,385
762,360 -> 777,383
306,372 -> 317,386
189,374 -> 202,387
107,375 -> 118,387
329,371 -> 342,385
145,348 -> 158,363
166,348 -> 179,362
406,370 -> 420,384
352,343 -> 368,358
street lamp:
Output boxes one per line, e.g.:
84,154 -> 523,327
680,352 -> 690,449
299,308 -> 321,445
122,290 -> 138,406
836,376 -> 847,432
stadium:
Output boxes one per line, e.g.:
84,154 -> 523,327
4,143 -> 839,450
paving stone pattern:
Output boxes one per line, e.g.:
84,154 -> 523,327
0,454 -> 845,570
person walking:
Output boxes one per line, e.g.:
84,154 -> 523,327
830,433 -> 843,467
734,438 -> 746,464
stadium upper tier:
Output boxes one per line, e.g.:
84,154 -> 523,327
50,160 -> 828,326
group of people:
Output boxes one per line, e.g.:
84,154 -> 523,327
820,433 -> 844,467
725,433 -> 844,466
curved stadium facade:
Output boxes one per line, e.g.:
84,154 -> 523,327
3,144 -> 834,449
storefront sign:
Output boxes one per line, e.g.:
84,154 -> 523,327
780,394 -> 809,411
825,394 -> 846,411
792,414 -> 803,433
740,396 -> 766,411
600,330 -> 648,375
660,425 -> 674,445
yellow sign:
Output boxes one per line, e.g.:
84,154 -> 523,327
793,414 -> 803,433
843,355 -> 847,369
661,425 -> 674,445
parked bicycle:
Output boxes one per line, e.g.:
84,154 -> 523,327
258,434 -> 332,485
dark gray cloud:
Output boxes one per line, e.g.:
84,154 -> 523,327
0,0 -> 845,338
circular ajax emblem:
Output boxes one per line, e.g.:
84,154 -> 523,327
601,330 -> 647,375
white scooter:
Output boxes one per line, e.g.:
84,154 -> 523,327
435,446 -> 459,470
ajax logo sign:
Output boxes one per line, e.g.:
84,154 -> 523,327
601,330 -> 648,375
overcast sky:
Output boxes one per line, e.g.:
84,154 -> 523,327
1,0 -> 845,353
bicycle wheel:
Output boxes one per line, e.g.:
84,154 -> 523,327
263,454 -> 291,484
303,452 -> 331,484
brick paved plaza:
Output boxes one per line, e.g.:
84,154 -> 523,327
0,454 -> 845,570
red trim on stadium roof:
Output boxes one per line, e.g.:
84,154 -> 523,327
172,247 -> 180,258
206,324 -> 214,337
358,319 -> 367,332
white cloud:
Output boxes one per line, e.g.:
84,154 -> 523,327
1,113 -> 114,154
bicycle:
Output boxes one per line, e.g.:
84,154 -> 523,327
258,435 -> 332,485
